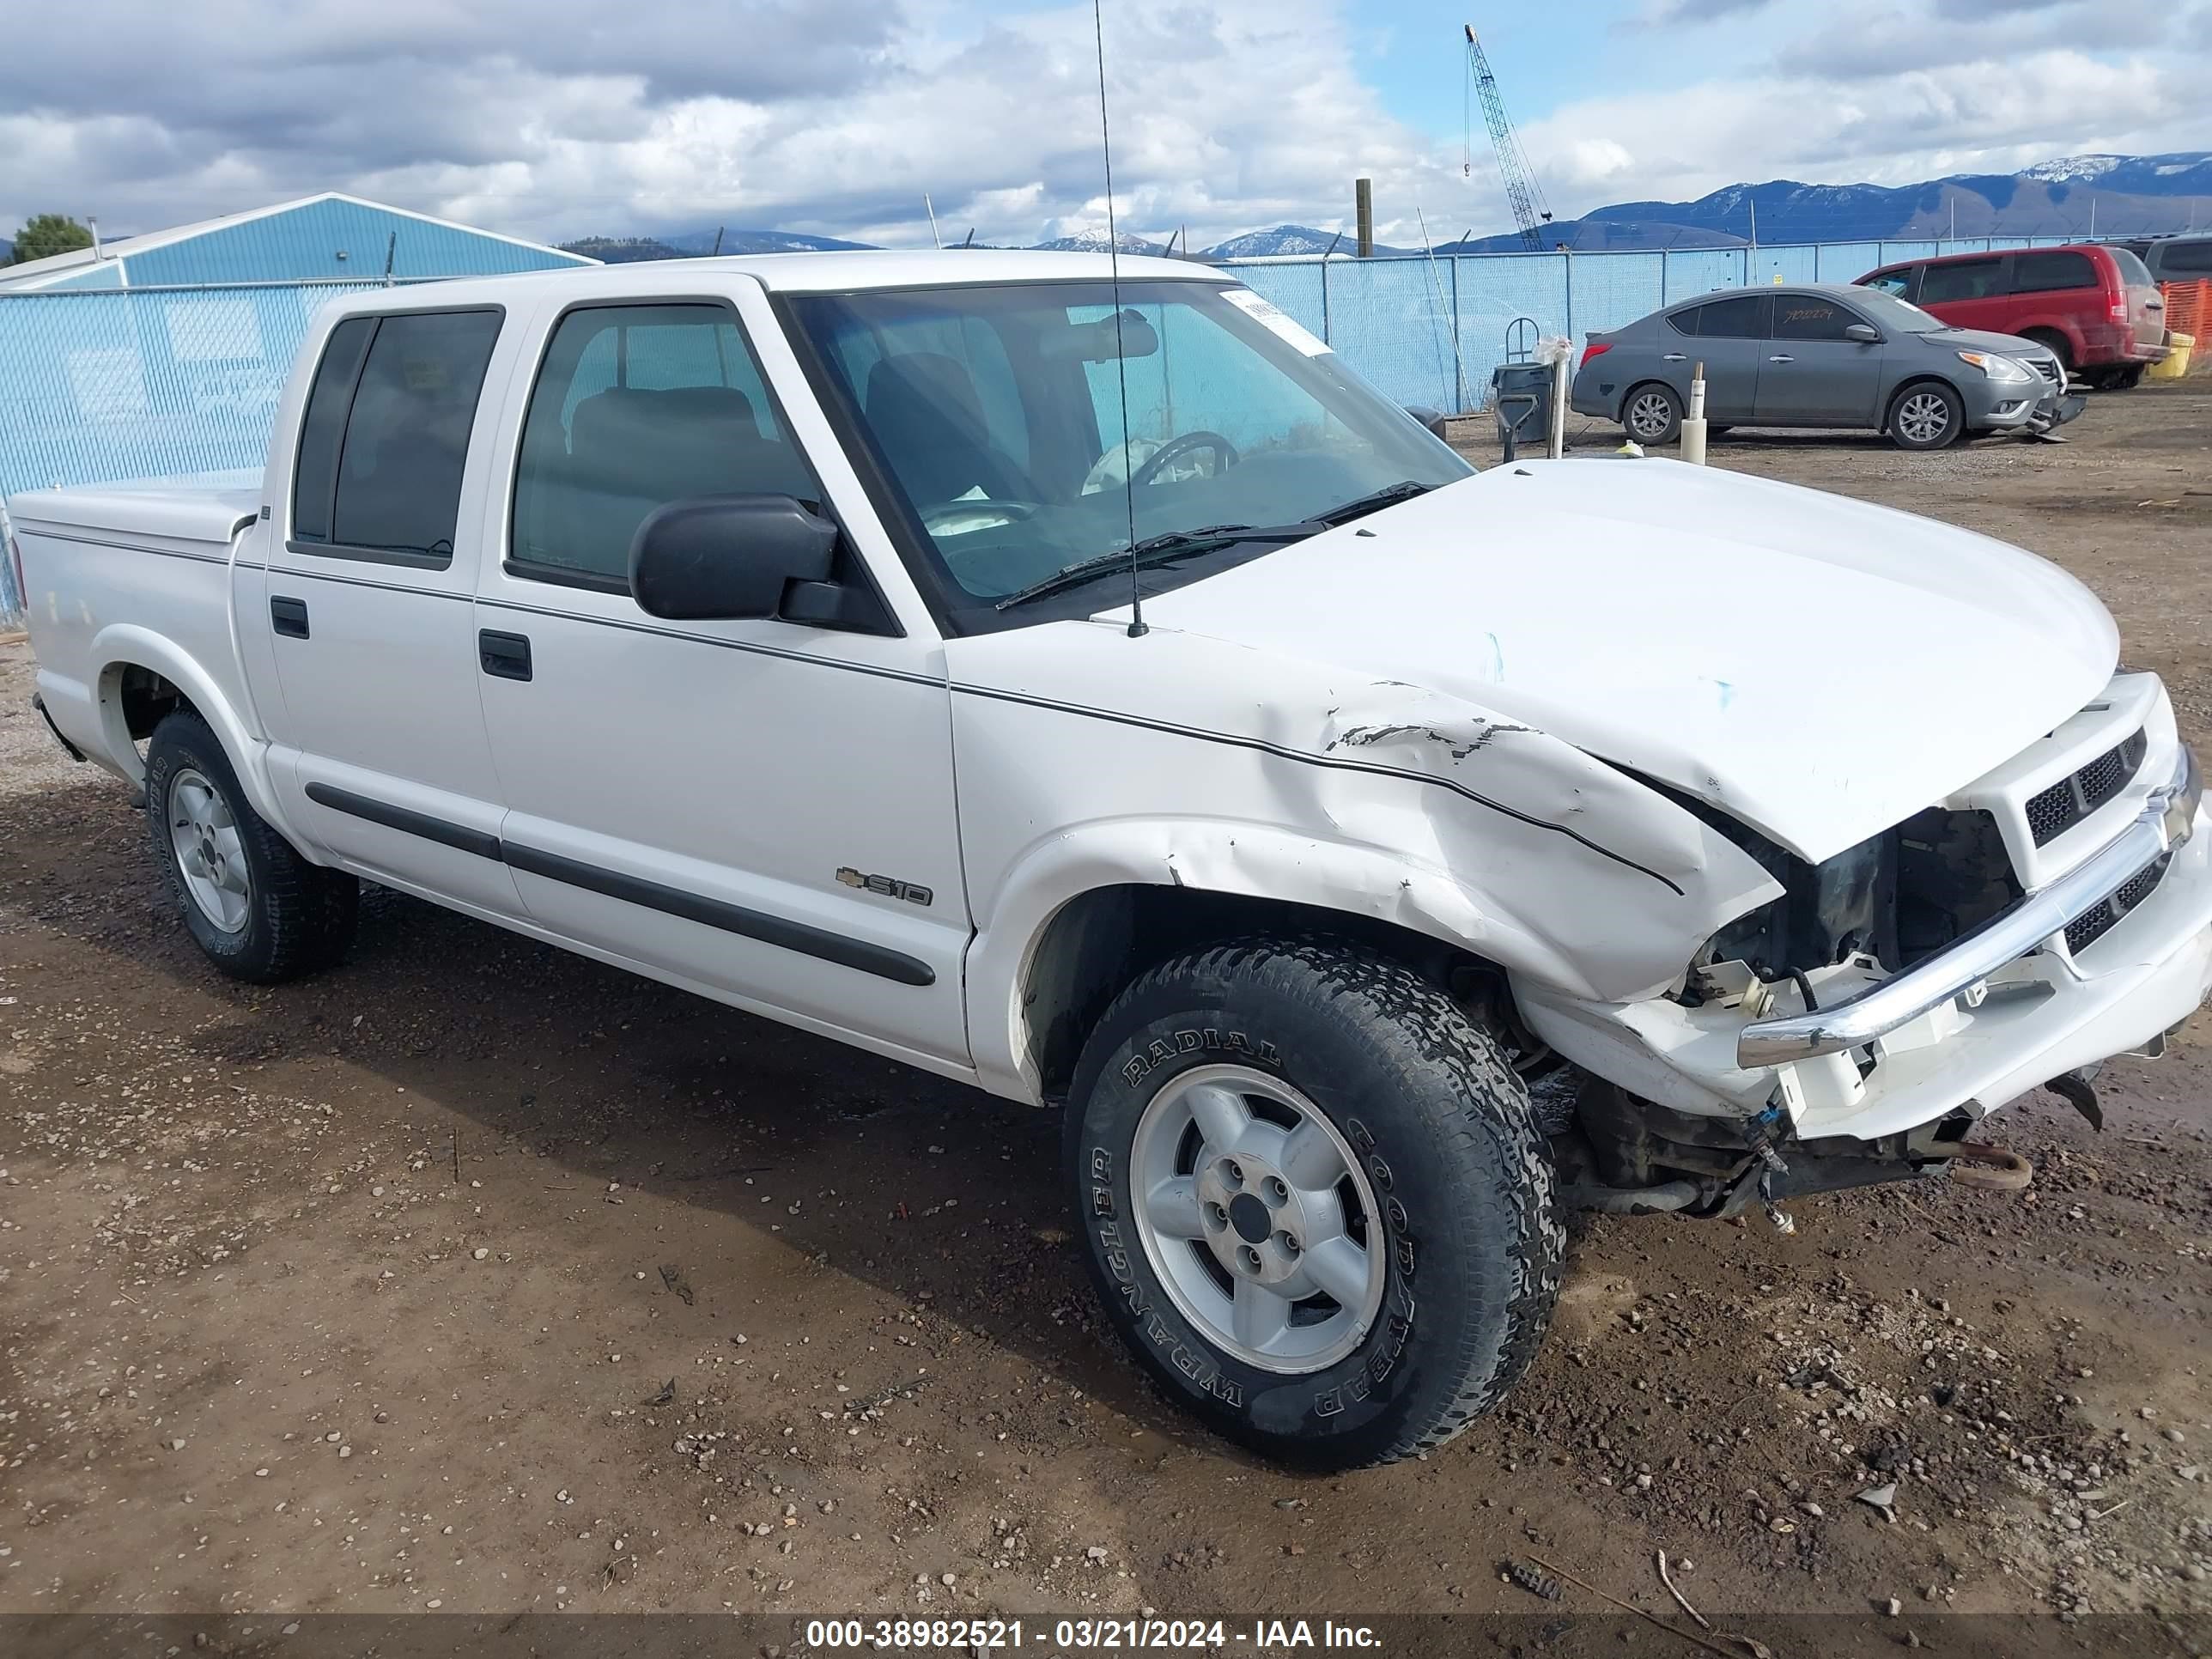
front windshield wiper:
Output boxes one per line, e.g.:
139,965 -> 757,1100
991,485 -> 1439,614
1313,479 -> 1433,526
994,524 -> 1313,611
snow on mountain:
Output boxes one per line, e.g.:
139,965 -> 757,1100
1029,228 -> 1168,255
1199,224 -> 1382,258
2025,155 -> 2128,184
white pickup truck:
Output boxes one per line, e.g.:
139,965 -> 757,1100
12,252 -> 2209,1469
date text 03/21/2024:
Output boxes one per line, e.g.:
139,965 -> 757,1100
803,1619 -> 1383,1650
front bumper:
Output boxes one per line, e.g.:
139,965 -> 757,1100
1972,371 -> 2081,434
1741,745 -> 2201,1065
1518,685 -> 2212,1146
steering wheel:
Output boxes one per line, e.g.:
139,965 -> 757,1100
1129,430 -> 1240,489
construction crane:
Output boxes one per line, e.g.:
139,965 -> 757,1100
1463,23 -> 1553,252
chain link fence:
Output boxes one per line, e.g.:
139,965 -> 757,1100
1217,234 -> 2088,415
0,237 -> 2129,624
0,280 -> 404,623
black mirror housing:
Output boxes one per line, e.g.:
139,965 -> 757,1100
1041,308 -> 1161,364
1844,323 -> 1881,343
1403,404 -> 1452,441
630,494 -> 840,623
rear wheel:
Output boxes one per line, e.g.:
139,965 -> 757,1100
145,710 -> 358,982
1886,380 -> 1963,451
1066,938 -> 1563,1469
1620,383 -> 1682,445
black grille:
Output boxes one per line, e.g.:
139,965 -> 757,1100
2065,853 -> 2171,954
2030,357 -> 2062,385
2026,730 -> 2148,846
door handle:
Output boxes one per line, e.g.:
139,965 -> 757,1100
270,596 -> 309,639
478,629 -> 532,682
1767,354 -> 1796,363
1662,352 -> 1687,362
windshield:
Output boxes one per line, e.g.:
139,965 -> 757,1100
1849,289 -> 1944,332
785,280 -> 1472,629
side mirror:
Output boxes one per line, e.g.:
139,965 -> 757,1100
630,494 -> 841,623
1404,404 -> 1452,441
1844,323 -> 1881,344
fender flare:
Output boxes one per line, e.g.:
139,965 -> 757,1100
962,817 -> 1598,1103
89,623 -> 289,828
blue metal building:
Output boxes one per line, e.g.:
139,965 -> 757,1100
0,192 -> 593,290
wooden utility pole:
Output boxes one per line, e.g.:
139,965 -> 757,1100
1355,178 -> 1374,258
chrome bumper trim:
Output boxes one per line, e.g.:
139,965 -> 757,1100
1737,746 -> 2202,1067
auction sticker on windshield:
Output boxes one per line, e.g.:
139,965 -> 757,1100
1220,287 -> 1332,356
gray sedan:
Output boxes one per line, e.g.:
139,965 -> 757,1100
1571,283 -> 2083,451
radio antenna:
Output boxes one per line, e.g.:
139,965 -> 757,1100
1092,0 -> 1145,638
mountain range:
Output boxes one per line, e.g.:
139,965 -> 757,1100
555,152 -> 2209,266
1445,152 -> 2212,252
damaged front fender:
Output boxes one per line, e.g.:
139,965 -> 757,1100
948,624 -> 1783,1103
1313,685 -> 1777,908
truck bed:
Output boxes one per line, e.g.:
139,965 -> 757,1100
9,477 -> 263,787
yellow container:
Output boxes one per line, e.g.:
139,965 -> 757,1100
2148,331 -> 2194,380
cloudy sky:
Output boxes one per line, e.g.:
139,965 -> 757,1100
3,0 -> 2208,250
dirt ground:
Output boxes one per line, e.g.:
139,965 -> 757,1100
3,384 -> 2209,1645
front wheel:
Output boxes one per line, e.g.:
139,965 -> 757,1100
145,709 -> 358,982
1887,381 -> 1963,451
1066,939 -> 1563,1469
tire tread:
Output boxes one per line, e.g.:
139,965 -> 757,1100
145,709 -> 357,983
1083,935 -> 1565,1465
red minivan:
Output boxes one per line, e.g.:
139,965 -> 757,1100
1855,244 -> 2166,388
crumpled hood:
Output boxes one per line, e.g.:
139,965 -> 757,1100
1134,459 -> 2118,863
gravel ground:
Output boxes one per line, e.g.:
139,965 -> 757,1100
2,386 -> 2209,1639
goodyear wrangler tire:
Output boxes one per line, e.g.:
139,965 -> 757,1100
1066,937 -> 1564,1468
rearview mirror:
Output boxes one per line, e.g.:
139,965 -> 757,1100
1844,323 -> 1881,343
630,494 -> 839,623
1041,308 -> 1160,363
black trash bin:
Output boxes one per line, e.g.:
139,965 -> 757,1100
1491,361 -> 1550,450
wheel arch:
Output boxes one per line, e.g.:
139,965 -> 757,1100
88,624 -> 283,823
966,821 -> 1612,1107
2014,319 -> 2081,362
1017,883 -> 1546,1105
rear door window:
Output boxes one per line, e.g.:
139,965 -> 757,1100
1693,294 -> 1772,338
293,309 -> 502,566
2011,251 -> 2097,294
291,318 -> 376,546
1772,295 -> 1863,340
1918,258 -> 2006,303
2159,241 -> 2212,276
